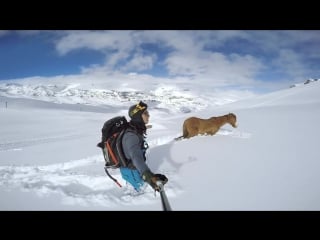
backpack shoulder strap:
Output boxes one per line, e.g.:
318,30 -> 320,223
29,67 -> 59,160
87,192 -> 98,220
115,128 -> 132,167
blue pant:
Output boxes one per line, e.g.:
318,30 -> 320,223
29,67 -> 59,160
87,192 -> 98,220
120,167 -> 144,192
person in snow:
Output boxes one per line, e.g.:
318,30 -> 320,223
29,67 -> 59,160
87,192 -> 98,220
120,101 -> 168,192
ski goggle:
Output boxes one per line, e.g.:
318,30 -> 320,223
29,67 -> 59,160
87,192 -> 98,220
130,103 -> 146,116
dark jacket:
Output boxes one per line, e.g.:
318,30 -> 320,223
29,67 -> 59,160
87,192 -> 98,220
122,127 -> 149,175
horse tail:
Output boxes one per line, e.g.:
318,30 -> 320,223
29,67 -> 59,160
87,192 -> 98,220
174,136 -> 184,141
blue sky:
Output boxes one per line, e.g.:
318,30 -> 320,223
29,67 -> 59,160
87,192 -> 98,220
1,30 -> 319,91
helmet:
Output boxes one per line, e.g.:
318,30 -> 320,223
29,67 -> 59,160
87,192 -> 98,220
128,101 -> 148,120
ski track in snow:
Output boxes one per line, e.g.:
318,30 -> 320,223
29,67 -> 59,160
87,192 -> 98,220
0,130 -> 249,208
0,156 -> 156,208
173,128 -> 252,141
0,134 -> 82,152
216,128 -> 252,138
0,152 -> 180,209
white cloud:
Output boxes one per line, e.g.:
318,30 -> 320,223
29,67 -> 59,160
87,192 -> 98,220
120,52 -> 157,72
55,30 -> 136,56
47,30 -> 320,90
272,49 -> 308,80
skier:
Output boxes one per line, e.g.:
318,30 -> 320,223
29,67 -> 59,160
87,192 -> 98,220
120,101 -> 168,192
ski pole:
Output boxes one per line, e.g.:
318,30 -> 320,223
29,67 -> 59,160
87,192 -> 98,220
156,181 -> 172,211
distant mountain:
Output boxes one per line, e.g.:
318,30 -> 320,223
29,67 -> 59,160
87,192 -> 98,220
290,78 -> 319,88
0,80 -> 254,114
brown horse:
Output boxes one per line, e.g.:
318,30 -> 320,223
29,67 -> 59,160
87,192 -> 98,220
175,113 -> 237,140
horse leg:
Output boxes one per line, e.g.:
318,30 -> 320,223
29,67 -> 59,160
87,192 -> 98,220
208,128 -> 219,136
